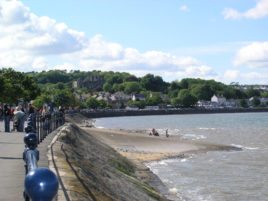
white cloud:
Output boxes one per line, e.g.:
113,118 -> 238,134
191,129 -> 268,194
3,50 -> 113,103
223,70 -> 239,80
223,0 -> 268,19
32,57 -> 47,70
0,0 -> 87,56
0,0 -> 216,81
179,5 -> 189,12
234,42 -> 268,68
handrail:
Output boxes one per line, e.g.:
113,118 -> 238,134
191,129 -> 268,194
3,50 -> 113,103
23,112 -> 64,201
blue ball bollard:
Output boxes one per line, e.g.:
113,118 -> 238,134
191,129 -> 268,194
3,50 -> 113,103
24,133 -> 38,149
25,167 -> 59,201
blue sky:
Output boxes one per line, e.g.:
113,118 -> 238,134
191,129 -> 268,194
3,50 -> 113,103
0,0 -> 268,84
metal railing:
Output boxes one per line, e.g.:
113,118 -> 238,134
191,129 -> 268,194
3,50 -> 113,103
23,112 -> 64,201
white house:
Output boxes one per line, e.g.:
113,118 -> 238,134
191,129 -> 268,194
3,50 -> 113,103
211,95 -> 226,105
132,94 -> 146,101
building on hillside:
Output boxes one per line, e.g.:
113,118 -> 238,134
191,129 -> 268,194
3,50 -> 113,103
72,81 -> 78,88
110,92 -> 131,109
260,97 -> 268,105
77,75 -> 104,90
132,94 -> 146,101
211,95 -> 226,105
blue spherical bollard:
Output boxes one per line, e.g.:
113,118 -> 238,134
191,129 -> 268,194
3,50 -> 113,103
24,133 -> 38,149
25,167 -> 59,201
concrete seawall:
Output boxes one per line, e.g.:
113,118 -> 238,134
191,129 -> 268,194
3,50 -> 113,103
49,121 -> 170,201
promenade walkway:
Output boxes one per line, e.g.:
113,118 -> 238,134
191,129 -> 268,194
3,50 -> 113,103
0,121 -> 57,201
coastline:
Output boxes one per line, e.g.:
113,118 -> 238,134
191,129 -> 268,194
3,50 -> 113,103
80,108 -> 268,119
57,113 -> 242,200
83,127 -> 241,163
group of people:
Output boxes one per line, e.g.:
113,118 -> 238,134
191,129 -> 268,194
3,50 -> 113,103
0,103 -> 36,132
149,128 -> 169,137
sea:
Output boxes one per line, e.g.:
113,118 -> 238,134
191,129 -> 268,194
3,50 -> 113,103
94,112 -> 268,201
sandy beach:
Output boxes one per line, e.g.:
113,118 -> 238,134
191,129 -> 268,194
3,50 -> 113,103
83,126 -> 240,163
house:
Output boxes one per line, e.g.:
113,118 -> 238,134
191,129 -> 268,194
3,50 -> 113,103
260,97 -> 268,105
132,94 -> 146,101
109,92 -> 131,109
211,95 -> 226,105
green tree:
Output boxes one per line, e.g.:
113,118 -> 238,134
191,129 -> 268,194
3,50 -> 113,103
53,89 -> 75,107
86,97 -> 100,109
103,83 -> 113,92
0,68 -> 40,103
123,82 -> 141,94
240,99 -> 248,108
177,89 -> 197,107
140,74 -> 167,92
127,100 -> 146,109
146,93 -> 163,105
191,84 -> 213,101
251,97 -> 261,107
245,88 -> 260,98
261,92 -> 268,98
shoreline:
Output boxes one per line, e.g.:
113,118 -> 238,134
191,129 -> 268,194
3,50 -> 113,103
83,127 -> 242,163
80,108 -> 268,119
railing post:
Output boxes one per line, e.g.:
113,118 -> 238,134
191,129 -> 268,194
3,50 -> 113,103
23,113 -> 58,201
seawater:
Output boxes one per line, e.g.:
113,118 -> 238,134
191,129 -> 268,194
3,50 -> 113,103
95,113 -> 268,201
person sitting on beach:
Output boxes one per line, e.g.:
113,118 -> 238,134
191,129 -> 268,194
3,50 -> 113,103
151,128 -> 159,136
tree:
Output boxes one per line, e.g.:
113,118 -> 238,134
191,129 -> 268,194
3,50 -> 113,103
261,92 -> 268,98
123,82 -> 141,94
191,84 -> 213,101
245,88 -> 260,98
127,100 -> 146,109
251,97 -> 261,107
103,83 -> 113,92
53,89 -> 75,107
146,93 -> 163,105
86,97 -> 100,109
177,89 -> 197,107
140,74 -> 167,92
240,99 -> 248,108
0,68 -> 40,103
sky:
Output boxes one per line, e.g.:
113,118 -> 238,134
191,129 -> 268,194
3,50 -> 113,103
0,0 -> 268,84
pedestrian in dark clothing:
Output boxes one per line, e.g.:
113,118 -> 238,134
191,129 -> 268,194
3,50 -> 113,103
3,105 -> 11,132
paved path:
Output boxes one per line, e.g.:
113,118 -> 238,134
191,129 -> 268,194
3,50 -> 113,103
0,121 -> 57,201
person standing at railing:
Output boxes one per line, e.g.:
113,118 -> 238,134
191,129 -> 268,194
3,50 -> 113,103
27,103 -> 36,130
3,104 -> 11,132
13,106 -> 26,132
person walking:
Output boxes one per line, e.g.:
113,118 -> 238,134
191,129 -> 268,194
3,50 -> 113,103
3,104 -> 11,132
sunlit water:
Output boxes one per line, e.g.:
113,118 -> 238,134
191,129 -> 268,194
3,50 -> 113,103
95,113 -> 268,201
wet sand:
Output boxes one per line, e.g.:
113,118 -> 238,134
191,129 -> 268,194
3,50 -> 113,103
83,127 -> 240,162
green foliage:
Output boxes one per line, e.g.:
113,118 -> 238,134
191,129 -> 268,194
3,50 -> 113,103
123,82 -> 142,94
177,89 -> 198,107
251,97 -> 261,107
103,83 -> 113,92
86,97 -> 100,109
53,89 -> 76,107
240,99 -> 248,108
140,74 -> 167,92
191,84 -> 214,101
261,92 -> 268,98
169,81 -> 181,91
245,88 -> 260,98
127,100 -> 146,109
35,70 -> 70,84
146,93 -> 163,105
0,68 -> 40,103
